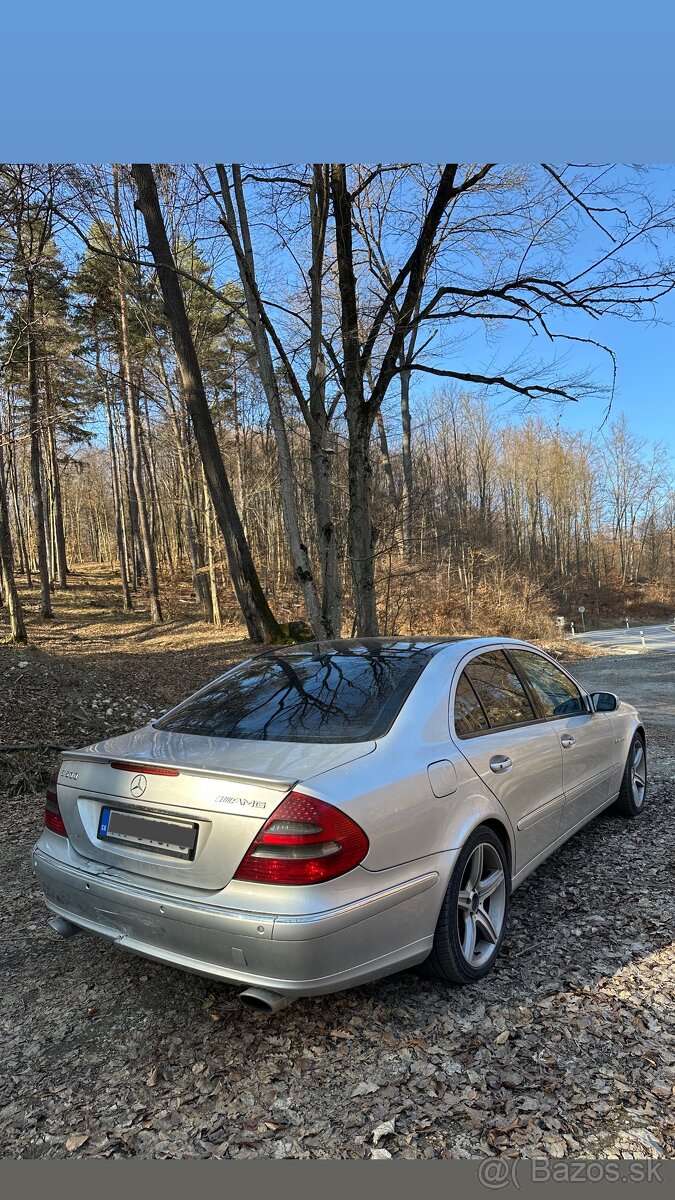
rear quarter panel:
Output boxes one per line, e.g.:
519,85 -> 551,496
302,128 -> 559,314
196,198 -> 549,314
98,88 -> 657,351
302,649 -> 516,873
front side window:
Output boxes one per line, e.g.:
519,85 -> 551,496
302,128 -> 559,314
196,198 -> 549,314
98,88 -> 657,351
509,650 -> 585,718
463,651 -> 536,730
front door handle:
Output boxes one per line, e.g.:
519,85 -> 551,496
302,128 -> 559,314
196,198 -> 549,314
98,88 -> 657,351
560,734 -> 575,748
489,754 -> 512,773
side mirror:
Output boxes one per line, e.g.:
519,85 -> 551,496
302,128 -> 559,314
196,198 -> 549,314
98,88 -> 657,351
590,691 -> 618,713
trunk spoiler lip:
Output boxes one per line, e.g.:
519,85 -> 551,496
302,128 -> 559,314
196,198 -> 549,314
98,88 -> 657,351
58,749 -> 297,793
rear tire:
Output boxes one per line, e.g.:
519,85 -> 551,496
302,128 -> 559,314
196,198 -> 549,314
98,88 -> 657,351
612,732 -> 647,818
423,824 -> 510,984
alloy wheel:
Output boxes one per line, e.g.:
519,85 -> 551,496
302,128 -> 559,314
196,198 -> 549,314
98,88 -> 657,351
631,740 -> 646,808
456,841 -> 507,968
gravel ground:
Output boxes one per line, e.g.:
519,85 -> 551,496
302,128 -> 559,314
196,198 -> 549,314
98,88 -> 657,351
1,648 -> 673,1160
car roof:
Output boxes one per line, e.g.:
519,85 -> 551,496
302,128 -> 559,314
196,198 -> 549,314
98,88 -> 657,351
256,635 -> 540,664
260,636 -> 474,661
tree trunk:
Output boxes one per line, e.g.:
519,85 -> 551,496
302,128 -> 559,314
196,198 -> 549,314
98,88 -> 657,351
346,406 -> 379,635
132,163 -> 283,643
202,470 -> 222,627
26,275 -> 53,619
43,362 -> 68,587
374,409 -> 398,510
141,382 -> 173,569
126,373 -> 163,623
163,369 -> 214,622
306,164 -> 342,636
217,164 -> 324,636
122,390 -> 142,588
0,450 -> 27,643
104,379 -> 133,611
399,363 -> 414,560
7,421 -> 31,583
114,167 -> 162,624
330,164 -> 379,635
309,423 -> 342,637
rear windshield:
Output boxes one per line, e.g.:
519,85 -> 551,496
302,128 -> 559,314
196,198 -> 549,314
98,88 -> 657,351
154,643 -> 438,743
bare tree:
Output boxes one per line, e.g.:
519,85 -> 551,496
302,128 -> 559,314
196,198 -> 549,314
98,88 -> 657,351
1,166 -> 59,617
113,167 -> 162,623
206,164 -> 343,637
131,163 -> 284,642
0,446 -> 27,642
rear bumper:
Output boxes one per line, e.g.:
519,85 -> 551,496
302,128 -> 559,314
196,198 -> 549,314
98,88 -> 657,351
32,843 -> 444,996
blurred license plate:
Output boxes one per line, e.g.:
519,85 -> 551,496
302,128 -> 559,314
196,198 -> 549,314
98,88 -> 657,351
98,807 -> 198,860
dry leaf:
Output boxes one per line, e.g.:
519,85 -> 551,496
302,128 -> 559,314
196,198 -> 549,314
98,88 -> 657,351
65,1133 -> 90,1152
372,1120 -> 395,1145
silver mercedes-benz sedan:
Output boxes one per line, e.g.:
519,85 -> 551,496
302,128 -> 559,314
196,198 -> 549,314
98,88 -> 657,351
33,637 -> 646,1011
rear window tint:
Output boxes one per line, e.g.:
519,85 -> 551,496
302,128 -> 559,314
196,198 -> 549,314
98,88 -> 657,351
454,673 -> 489,735
155,644 -> 438,743
465,651 -> 536,729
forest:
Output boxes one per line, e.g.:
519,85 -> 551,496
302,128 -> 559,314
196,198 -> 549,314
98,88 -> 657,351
1,163 -> 675,647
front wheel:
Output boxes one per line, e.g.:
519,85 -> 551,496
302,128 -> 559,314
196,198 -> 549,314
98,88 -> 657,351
612,732 -> 647,818
423,825 -> 510,984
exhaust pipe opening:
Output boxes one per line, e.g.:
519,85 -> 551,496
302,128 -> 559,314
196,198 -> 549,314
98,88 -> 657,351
48,915 -> 81,938
238,987 -> 293,1014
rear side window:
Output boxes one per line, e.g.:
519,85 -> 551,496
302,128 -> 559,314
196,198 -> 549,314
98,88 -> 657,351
463,651 -> 536,731
155,644 -> 436,744
454,673 -> 489,735
509,650 -> 585,718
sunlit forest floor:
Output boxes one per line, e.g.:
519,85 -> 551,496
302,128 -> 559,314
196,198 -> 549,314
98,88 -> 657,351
0,564 -> 253,793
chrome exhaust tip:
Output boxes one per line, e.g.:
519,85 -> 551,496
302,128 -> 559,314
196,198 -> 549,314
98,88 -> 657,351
48,915 -> 81,938
238,987 -> 293,1014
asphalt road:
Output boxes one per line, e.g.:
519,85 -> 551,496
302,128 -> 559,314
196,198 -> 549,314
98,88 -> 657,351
571,622 -> 675,654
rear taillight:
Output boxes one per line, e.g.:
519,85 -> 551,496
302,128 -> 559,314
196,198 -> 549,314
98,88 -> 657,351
44,764 -> 67,837
110,761 -> 180,777
234,791 -> 369,885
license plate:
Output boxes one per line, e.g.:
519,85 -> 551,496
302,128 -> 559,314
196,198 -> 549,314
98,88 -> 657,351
98,807 -> 198,860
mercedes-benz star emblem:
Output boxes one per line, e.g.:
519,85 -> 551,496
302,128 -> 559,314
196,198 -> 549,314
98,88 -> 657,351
130,773 -> 147,798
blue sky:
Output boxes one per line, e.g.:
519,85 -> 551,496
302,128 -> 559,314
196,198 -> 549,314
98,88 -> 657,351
3,2 -> 675,160
544,303 -> 675,449
404,295 -> 675,455
434,269 -> 675,452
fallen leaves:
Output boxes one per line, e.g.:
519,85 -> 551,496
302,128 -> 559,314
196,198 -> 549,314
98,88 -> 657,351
351,1081 -> 380,1098
65,1134 -> 90,1153
372,1120 -> 395,1146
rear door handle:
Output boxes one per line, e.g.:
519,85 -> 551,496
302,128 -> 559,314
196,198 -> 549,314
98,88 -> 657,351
489,754 -> 512,773
560,734 -> 575,748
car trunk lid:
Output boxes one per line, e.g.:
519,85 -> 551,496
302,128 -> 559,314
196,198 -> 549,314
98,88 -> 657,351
54,727 -> 374,891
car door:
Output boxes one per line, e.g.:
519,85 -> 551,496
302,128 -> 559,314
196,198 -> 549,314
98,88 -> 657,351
509,649 -> 617,837
450,650 -> 565,874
